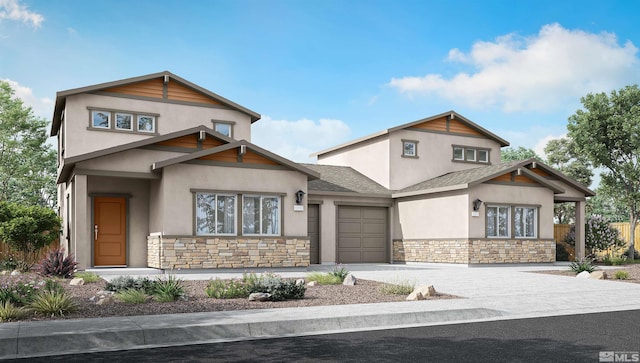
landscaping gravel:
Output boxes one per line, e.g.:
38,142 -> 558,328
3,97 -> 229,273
3,275 -> 455,322
535,263 -> 640,282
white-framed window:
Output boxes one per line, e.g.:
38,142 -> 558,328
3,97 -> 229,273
452,145 -> 490,164
478,149 -> 489,163
115,113 -> 133,131
242,195 -> 281,235
486,205 -> 510,238
91,110 -> 111,129
453,146 -> 464,160
214,122 -> 232,137
402,140 -> 418,157
138,115 -> 156,133
514,207 -> 537,238
195,192 -> 236,235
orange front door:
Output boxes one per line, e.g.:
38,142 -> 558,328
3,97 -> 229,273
94,197 -> 127,266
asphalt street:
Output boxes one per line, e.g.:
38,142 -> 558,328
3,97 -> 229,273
8,309 -> 640,363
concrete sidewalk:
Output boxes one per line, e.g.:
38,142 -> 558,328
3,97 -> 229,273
2,263 -> 640,359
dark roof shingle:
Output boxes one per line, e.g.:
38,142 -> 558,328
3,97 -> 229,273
302,164 -> 390,195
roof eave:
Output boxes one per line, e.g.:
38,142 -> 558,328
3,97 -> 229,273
392,184 -> 469,198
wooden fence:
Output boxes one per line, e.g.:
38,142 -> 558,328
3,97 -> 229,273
554,223 -> 637,259
0,240 -> 60,265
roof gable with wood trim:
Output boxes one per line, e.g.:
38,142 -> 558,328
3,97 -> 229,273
51,71 -> 260,136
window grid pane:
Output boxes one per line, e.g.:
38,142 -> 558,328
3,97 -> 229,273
478,150 -> 488,162
196,193 -> 235,235
92,111 -> 110,128
466,149 -> 476,161
403,142 -> 416,156
138,115 -> 155,132
214,123 -> 231,137
115,113 -> 133,130
453,147 -> 464,160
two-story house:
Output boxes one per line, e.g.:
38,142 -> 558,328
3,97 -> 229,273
51,72 -> 593,270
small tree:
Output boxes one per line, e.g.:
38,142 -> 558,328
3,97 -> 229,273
565,215 -> 625,256
500,146 -> 542,162
0,202 -> 60,270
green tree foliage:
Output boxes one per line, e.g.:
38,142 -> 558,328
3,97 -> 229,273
0,202 -> 60,269
500,146 -> 542,162
564,215 -> 625,256
587,187 -> 627,222
567,85 -> 640,260
0,81 -> 56,208
544,137 -> 593,224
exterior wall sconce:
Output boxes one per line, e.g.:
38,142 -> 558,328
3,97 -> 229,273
473,198 -> 483,211
295,190 -> 306,204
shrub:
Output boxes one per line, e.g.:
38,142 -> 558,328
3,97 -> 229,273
614,270 -> 630,280
151,275 -> 185,302
602,254 -> 627,266
306,272 -> 342,285
379,280 -> 415,295
38,248 -> 78,278
0,278 -> 39,306
105,276 -> 154,294
74,271 -> 101,283
569,257 -> 597,274
205,279 -> 248,299
565,215 -> 625,254
623,248 -> 640,260
0,301 -> 26,322
0,202 -> 61,269
0,253 -> 19,271
244,272 -> 305,301
329,264 -> 350,282
555,243 -> 570,261
29,290 -> 77,317
42,279 -> 64,294
115,289 -> 148,304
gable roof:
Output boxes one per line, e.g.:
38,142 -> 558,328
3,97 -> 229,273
51,71 -> 261,136
151,140 -> 320,180
393,159 -> 567,198
312,110 -> 509,157
301,164 -> 391,196
58,126 -> 234,183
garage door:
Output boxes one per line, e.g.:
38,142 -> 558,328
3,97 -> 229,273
337,206 -> 387,263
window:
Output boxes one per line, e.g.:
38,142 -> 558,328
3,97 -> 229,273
452,145 -> 490,164
242,195 -> 280,235
195,192 -> 236,235
213,122 -> 232,137
514,207 -> 537,238
88,108 -> 159,134
402,140 -> 418,158
486,205 -> 538,238
91,110 -> 110,129
138,115 -> 155,133
486,205 -> 510,238
115,113 -> 133,131
453,147 -> 464,160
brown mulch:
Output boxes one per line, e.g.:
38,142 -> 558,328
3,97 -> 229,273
534,263 -> 640,283
1,275 -> 456,322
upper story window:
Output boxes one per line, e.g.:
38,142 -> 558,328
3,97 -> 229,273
452,145 -> 490,164
212,120 -> 234,138
88,107 -> 159,134
402,139 -> 419,158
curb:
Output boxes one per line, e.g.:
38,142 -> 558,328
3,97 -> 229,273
0,308 -> 503,359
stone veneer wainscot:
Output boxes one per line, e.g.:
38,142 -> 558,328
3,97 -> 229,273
393,239 -> 555,264
147,235 -> 310,269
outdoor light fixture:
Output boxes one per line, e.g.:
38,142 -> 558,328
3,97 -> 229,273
295,190 -> 306,204
473,199 -> 483,211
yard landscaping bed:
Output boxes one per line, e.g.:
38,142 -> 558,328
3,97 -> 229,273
0,274 -> 456,322
535,263 -> 640,282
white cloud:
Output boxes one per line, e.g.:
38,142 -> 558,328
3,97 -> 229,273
0,0 -> 44,28
533,133 -> 565,159
389,24 -> 640,112
251,116 -> 352,163
3,79 -> 53,118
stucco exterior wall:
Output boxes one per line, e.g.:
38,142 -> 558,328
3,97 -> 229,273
394,192 -> 469,240
85,176 -> 150,268
76,149 -> 182,174
317,136 -> 390,189
159,164 -> 308,236
307,194 -> 393,264
388,130 -> 501,190
64,93 -> 252,158
469,184 -> 555,239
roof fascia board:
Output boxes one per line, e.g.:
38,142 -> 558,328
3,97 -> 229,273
392,184 -> 469,198
515,167 -> 566,193
308,190 -> 392,198
311,130 -> 389,157
525,159 -> 595,196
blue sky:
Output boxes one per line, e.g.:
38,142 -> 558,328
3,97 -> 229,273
2,0 -> 640,167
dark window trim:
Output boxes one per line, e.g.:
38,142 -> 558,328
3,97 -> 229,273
401,139 -> 419,158
485,204 -> 539,239
452,144 -> 491,164
87,107 -> 160,135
